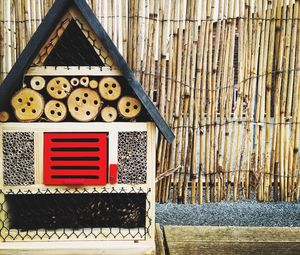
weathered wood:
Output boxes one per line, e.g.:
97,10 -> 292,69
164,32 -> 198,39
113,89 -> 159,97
164,226 -> 300,255
155,224 -> 165,255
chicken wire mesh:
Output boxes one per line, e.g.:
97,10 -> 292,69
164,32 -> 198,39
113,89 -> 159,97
0,187 -> 152,242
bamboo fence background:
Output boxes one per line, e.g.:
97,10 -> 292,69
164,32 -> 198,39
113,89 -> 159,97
0,0 -> 300,204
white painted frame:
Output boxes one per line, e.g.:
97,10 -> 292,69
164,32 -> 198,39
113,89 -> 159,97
0,122 -> 156,249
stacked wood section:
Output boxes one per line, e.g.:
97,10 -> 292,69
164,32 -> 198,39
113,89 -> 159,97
1,0 -> 300,203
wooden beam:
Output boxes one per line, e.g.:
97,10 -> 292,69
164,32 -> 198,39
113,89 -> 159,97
0,240 -> 155,255
164,226 -> 300,255
25,66 -> 122,76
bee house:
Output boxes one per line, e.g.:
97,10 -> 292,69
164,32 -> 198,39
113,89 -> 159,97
0,0 -> 174,254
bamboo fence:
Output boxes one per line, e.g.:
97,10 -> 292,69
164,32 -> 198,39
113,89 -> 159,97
0,0 -> 300,204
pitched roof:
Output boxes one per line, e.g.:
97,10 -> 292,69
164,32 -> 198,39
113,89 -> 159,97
0,0 -> 175,143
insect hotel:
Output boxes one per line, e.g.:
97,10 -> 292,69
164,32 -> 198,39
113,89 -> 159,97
0,0 -> 174,254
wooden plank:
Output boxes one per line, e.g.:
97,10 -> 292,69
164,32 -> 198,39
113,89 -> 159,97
155,224 -> 165,255
1,122 -> 148,132
26,66 -> 122,76
164,226 -> 300,255
0,240 -> 155,255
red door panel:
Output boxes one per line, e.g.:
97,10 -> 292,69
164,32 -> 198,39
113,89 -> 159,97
44,133 -> 108,185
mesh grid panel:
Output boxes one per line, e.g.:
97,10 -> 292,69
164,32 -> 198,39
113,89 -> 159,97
0,187 -> 152,242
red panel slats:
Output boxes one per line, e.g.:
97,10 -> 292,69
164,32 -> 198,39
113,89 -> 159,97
44,132 -> 108,185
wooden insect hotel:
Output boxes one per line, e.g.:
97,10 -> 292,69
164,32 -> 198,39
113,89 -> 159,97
0,0 -> 174,254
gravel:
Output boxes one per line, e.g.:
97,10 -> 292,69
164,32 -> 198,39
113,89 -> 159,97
156,201 -> 300,227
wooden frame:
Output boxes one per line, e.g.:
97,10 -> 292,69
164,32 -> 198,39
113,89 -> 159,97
25,66 -> 122,76
0,122 -> 156,249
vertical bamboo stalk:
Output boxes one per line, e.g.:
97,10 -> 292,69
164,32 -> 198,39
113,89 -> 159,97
279,0 -> 288,201
172,0 -> 185,203
264,0 -> 277,201
122,0 -> 127,60
0,0 -> 4,82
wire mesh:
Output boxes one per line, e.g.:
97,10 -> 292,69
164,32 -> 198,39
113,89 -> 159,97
0,187 -> 152,242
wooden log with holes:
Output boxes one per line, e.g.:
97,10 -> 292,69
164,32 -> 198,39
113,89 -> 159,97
80,76 -> 89,87
99,77 -> 121,101
11,88 -> 44,122
46,77 -> 72,99
67,88 -> 102,122
101,106 -> 118,122
30,76 -> 45,91
70,77 -> 80,87
118,96 -> 142,119
45,100 -> 67,122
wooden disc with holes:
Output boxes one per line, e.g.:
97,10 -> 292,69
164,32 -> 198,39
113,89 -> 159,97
89,80 -> 99,89
0,111 -> 9,122
101,106 -> 117,122
11,88 -> 44,122
80,76 -> 89,87
45,100 -> 67,122
67,88 -> 102,122
30,76 -> 45,91
46,77 -> 72,99
99,77 -> 121,101
70,78 -> 80,87
117,96 -> 142,119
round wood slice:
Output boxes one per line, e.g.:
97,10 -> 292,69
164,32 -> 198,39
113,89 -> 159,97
30,76 -> 45,91
80,76 -> 89,87
67,88 -> 102,122
70,78 -> 80,87
46,77 -> 72,99
101,106 -> 117,122
0,111 -> 9,122
45,100 -> 67,122
89,79 -> 99,89
99,77 -> 121,101
11,88 -> 44,122
117,96 -> 142,119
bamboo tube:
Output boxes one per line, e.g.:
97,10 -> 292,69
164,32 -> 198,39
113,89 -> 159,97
225,0 -> 237,201
135,0 -> 143,81
149,0 -> 159,102
23,0 -> 31,44
0,0 -> 4,82
233,0 -> 247,201
279,0 -> 289,201
264,0 -> 277,202
172,0 -> 185,203
270,0 -> 284,202
244,0 -> 260,200
253,0 -> 267,202
121,0 -> 127,60
292,0 -> 300,200
141,0 -> 149,88
163,0 -> 177,203
216,0 -> 227,202
190,0 -> 199,204
4,0 -> 11,74
177,0 -> 192,203
285,0 -> 297,201
10,0 -> 16,66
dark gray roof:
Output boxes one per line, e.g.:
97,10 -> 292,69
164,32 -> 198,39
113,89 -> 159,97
0,0 -> 174,143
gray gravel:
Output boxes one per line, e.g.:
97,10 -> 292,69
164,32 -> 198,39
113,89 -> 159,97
156,201 -> 300,227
